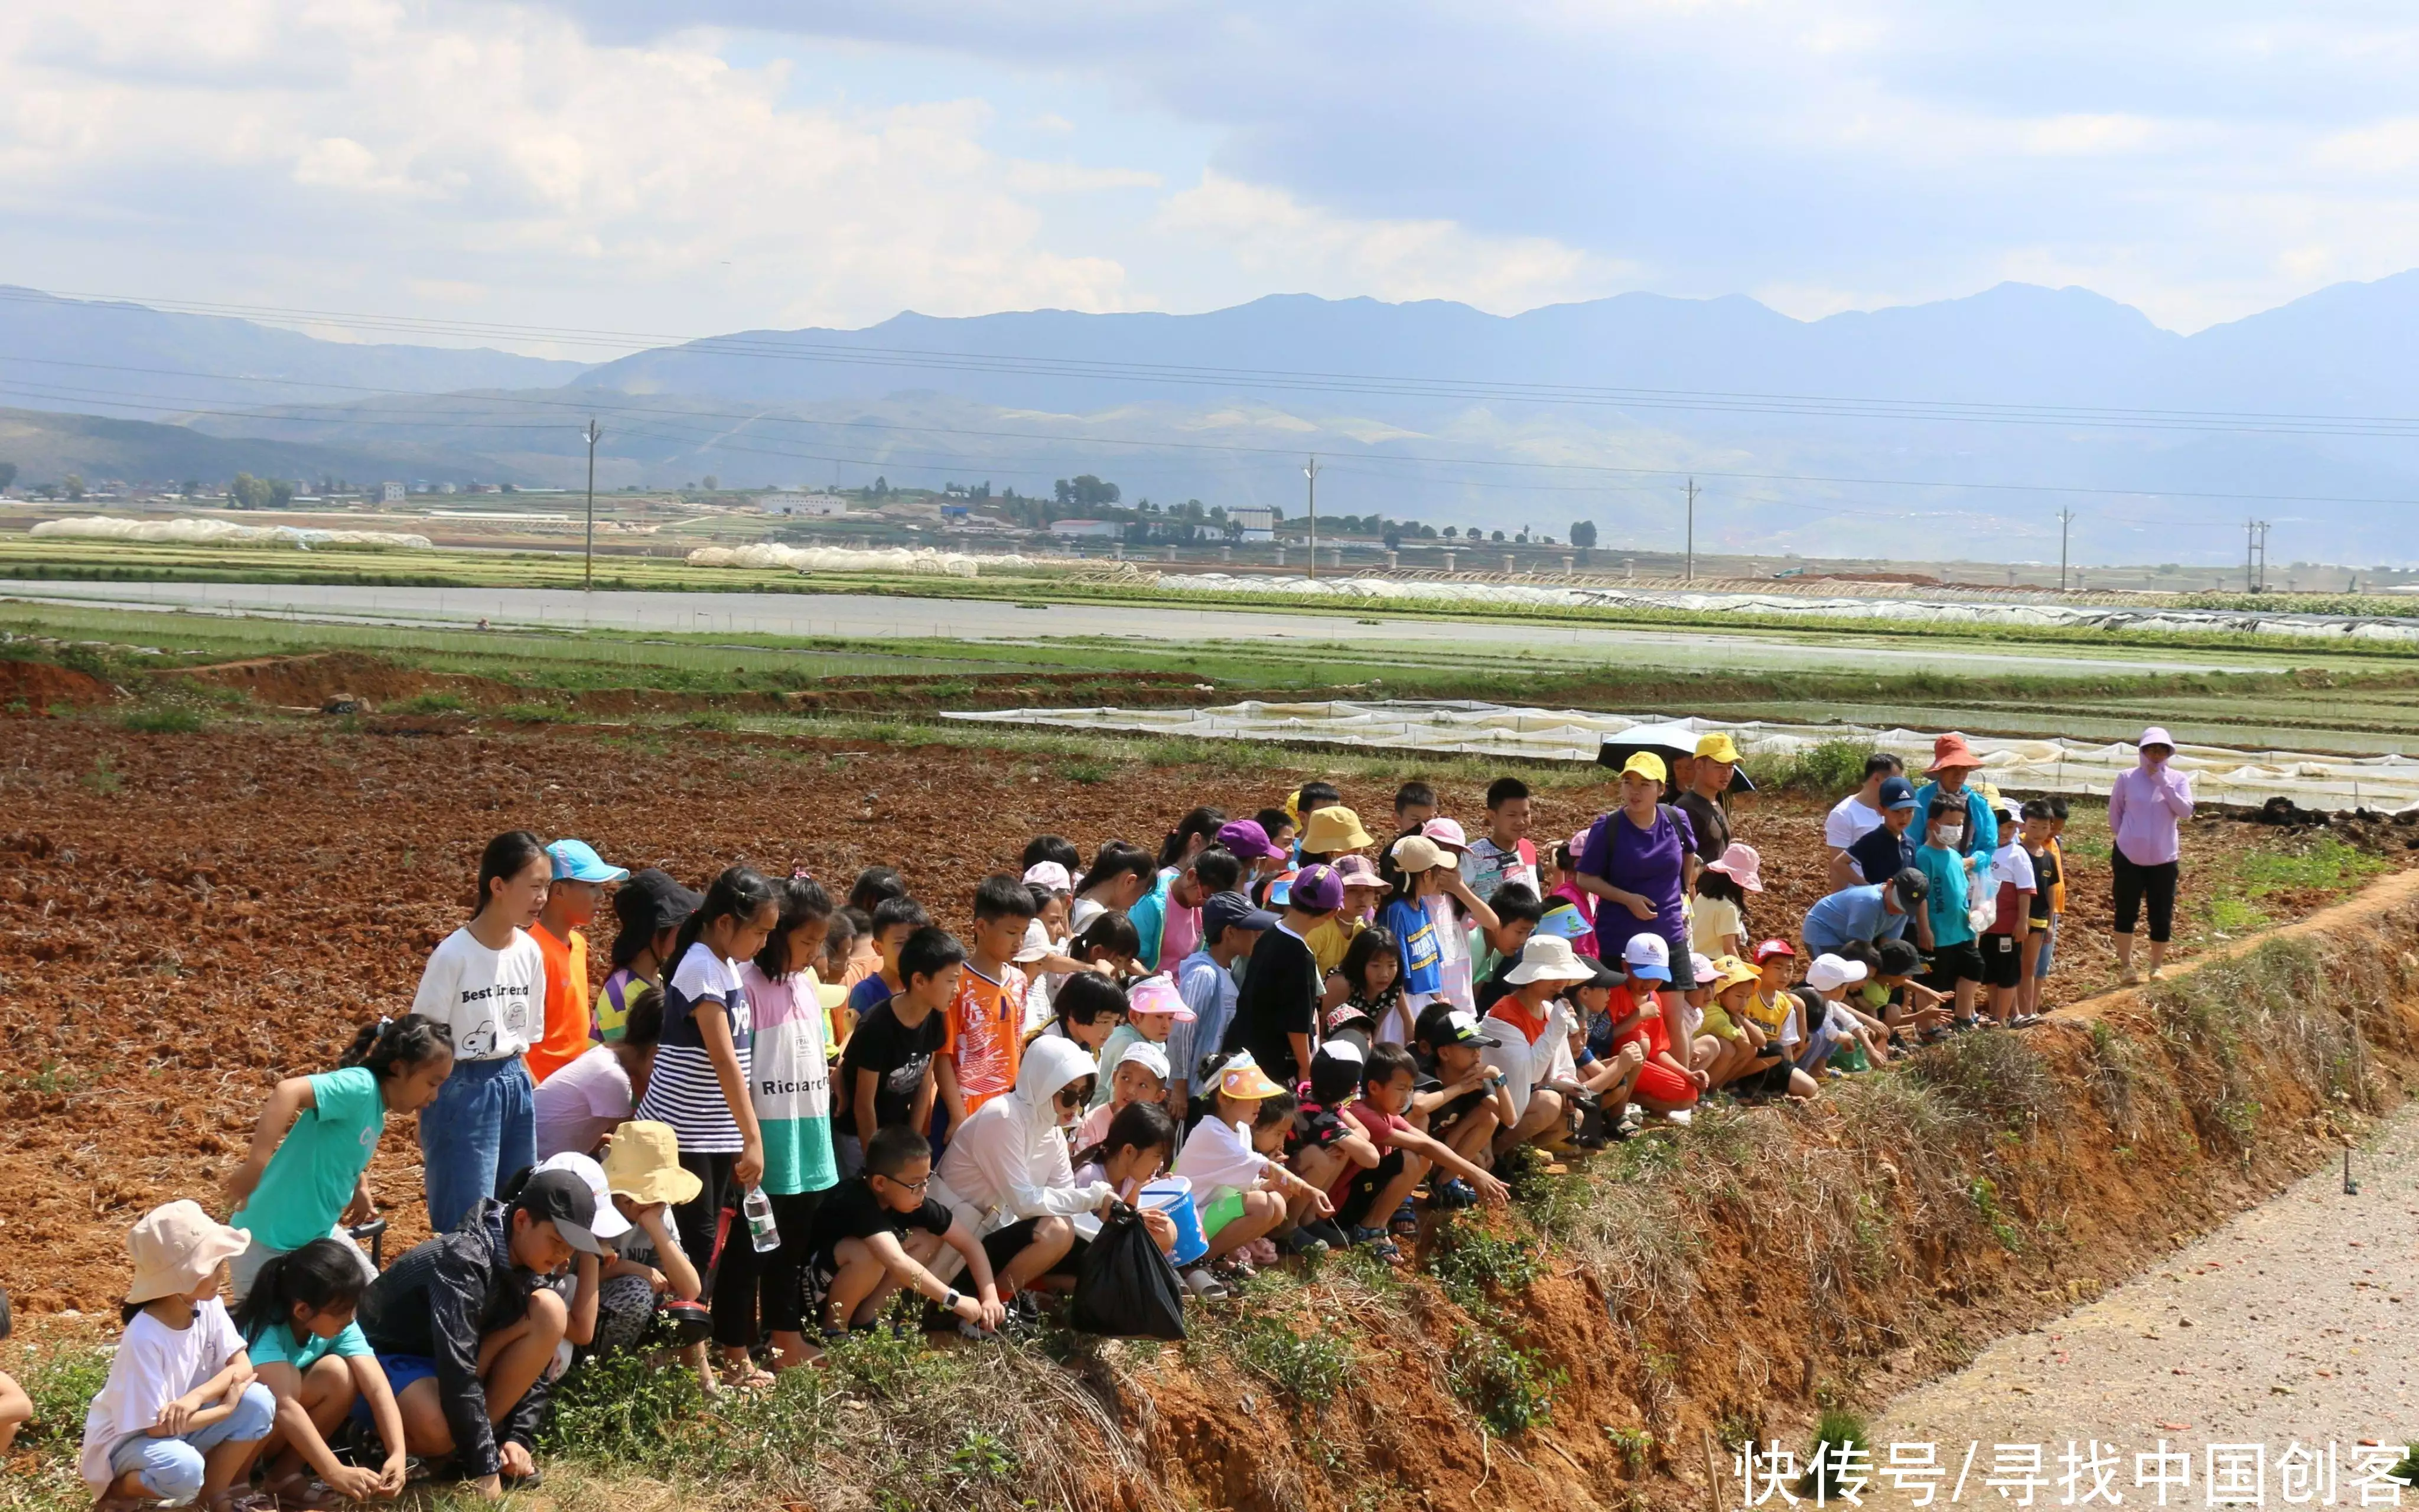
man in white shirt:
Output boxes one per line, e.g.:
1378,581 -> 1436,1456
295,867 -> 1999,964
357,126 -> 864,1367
1824,752 -> 1907,866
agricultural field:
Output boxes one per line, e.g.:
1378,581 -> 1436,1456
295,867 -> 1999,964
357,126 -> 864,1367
5,598 -> 2419,1511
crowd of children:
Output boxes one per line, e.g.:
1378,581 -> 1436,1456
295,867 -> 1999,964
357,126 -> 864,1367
42,726 -> 2190,1508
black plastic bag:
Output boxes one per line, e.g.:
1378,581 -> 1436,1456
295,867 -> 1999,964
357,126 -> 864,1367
1070,1203 -> 1187,1340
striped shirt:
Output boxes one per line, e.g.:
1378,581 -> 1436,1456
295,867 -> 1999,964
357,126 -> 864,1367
634,943 -> 753,1154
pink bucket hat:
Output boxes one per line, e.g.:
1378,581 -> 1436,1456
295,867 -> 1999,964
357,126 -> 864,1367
1704,842 -> 1764,892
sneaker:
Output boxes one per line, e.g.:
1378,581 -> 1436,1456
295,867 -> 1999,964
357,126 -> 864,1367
1301,1218 -> 1352,1250
1661,1107 -> 1694,1126
1432,1178 -> 1478,1210
1278,1226 -> 1330,1257
2118,966 -> 2142,985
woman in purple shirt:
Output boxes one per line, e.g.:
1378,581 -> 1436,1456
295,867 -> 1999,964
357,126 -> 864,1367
2107,726 -> 2195,983
1574,751 -> 1699,975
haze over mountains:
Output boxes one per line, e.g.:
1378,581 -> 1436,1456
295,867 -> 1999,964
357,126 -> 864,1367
9,276 -> 2419,565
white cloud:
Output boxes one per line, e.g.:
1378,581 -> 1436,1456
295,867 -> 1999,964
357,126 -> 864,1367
1153,171 -> 1629,314
0,1 -> 1140,334
1005,159 -> 1162,193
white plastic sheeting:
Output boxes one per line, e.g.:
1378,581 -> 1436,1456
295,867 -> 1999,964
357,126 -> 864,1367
1154,572 -> 2419,643
31,516 -> 433,550
943,699 -> 2419,813
685,542 -> 1037,577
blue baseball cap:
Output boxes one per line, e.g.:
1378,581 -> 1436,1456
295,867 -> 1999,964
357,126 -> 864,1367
1878,775 -> 1919,810
546,839 -> 630,884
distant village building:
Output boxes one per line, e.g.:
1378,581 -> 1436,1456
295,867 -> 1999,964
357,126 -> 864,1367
762,491 -> 851,517
1051,519 -> 1121,539
1230,507 -> 1276,542
380,481 -> 406,503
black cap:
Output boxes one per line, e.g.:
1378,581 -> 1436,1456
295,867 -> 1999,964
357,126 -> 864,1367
1415,999 -> 1502,1049
1890,867 -> 1929,909
614,868 -> 702,937
1202,889 -> 1279,945
515,1168 -> 607,1256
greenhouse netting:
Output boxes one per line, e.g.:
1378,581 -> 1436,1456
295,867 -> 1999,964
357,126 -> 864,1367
943,699 -> 2419,813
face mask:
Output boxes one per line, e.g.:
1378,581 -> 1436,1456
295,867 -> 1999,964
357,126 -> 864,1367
1934,827 -> 1963,846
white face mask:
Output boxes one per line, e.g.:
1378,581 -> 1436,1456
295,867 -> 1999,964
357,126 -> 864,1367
1934,826 -> 1964,846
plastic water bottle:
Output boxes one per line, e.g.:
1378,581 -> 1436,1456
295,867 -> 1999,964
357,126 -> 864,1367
742,1187 -> 780,1253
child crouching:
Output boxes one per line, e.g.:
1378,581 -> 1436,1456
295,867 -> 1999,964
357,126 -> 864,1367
232,1238 -> 408,1506
80,1201 -> 276,1510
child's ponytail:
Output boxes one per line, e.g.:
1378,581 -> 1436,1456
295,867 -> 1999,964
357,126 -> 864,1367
1072,1099 -> 1178,1174
341,1014 -> 454,1080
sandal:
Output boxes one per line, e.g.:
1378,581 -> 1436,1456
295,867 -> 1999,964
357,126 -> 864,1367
263,1474 -> 342,1511
206,1493 -> 281,1512
1387,1201 -> 1421,1241
718,1359 -> 777,1391
1181,1265 -> 1230,1301
1346,1226 -> 1405,1265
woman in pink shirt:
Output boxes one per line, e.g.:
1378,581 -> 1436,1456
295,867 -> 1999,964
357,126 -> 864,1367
2106,726 -> 2194,983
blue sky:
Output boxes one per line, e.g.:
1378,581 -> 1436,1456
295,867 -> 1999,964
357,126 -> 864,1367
6,2 -> 2419,348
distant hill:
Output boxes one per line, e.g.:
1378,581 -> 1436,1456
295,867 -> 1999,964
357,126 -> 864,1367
0,287 -> 586,418
15,276 -> 2419,561
0,408 -> 459,491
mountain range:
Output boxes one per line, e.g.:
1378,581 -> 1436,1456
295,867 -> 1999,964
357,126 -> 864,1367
8,276 -> 2419,563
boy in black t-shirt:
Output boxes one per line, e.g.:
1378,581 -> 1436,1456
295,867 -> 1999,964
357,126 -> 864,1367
836,928 -> 964,1174
809,1126 -> 1004,1335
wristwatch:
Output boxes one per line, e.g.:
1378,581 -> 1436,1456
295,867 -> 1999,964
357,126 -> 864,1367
943,1288 -> 961,1311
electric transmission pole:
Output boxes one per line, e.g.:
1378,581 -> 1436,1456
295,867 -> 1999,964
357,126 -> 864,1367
1304,455 -> 1321,582
2057,509 -> 2076,592
582,418 -> 602,591
1684,477 -> 1698,584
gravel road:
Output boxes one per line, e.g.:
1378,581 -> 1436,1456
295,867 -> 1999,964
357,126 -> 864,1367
1848,1103 -> 2419,1506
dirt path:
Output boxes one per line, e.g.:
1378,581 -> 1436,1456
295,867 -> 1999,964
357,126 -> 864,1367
1862,1100 -> 2419,1503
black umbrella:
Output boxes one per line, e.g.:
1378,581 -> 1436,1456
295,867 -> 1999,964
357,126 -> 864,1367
1595,722 -> 1756,793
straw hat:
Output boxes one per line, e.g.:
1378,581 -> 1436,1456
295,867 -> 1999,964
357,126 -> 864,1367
126,1201 -> 249,1305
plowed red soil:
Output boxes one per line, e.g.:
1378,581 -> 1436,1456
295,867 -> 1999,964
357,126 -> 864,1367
2,718 -> 2411,1312
0,657 -> 115,711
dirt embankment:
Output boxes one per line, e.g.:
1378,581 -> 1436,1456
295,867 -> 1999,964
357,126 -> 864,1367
151,650 -> 1226,716
0,657 -> 115,712
5,720 -> 2419,1510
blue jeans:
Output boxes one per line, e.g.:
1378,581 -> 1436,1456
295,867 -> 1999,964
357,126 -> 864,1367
421,1055 -> 535,1233
109,1382 -> 275,1504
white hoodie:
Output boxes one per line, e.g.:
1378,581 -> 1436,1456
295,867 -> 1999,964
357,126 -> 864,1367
933,1035 -> 1112,1234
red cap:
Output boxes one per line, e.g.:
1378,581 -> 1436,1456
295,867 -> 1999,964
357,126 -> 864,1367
1751,937 -> 1796,962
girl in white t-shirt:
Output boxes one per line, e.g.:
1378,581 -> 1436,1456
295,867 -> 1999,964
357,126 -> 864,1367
412,830 -> 551,1234
82,1201 -> 275,1507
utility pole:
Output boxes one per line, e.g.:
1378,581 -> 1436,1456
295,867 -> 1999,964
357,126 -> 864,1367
2245,517 -> 2272,594
2057,509 -> 2076,592
1303,455 -> 1321,582
582,419 -> 602,591
1684,478 -> 1698,583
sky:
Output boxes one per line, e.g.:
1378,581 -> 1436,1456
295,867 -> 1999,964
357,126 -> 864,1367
8,2 -> 2419,349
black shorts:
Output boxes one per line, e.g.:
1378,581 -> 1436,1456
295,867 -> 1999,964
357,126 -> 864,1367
1924,940 -> 1984,989
1731,1058 -> 1797,1102
979,1217 -> 1088,1281
1335,1150 -> 1407,1230
1978,933 -> 2023,989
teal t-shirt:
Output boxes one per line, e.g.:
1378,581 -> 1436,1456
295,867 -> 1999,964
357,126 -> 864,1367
1915,845 -> 1974,947
246,1317 -> 373,1373
233,1067 -> 385,1252
1129,871 -> 1174,973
